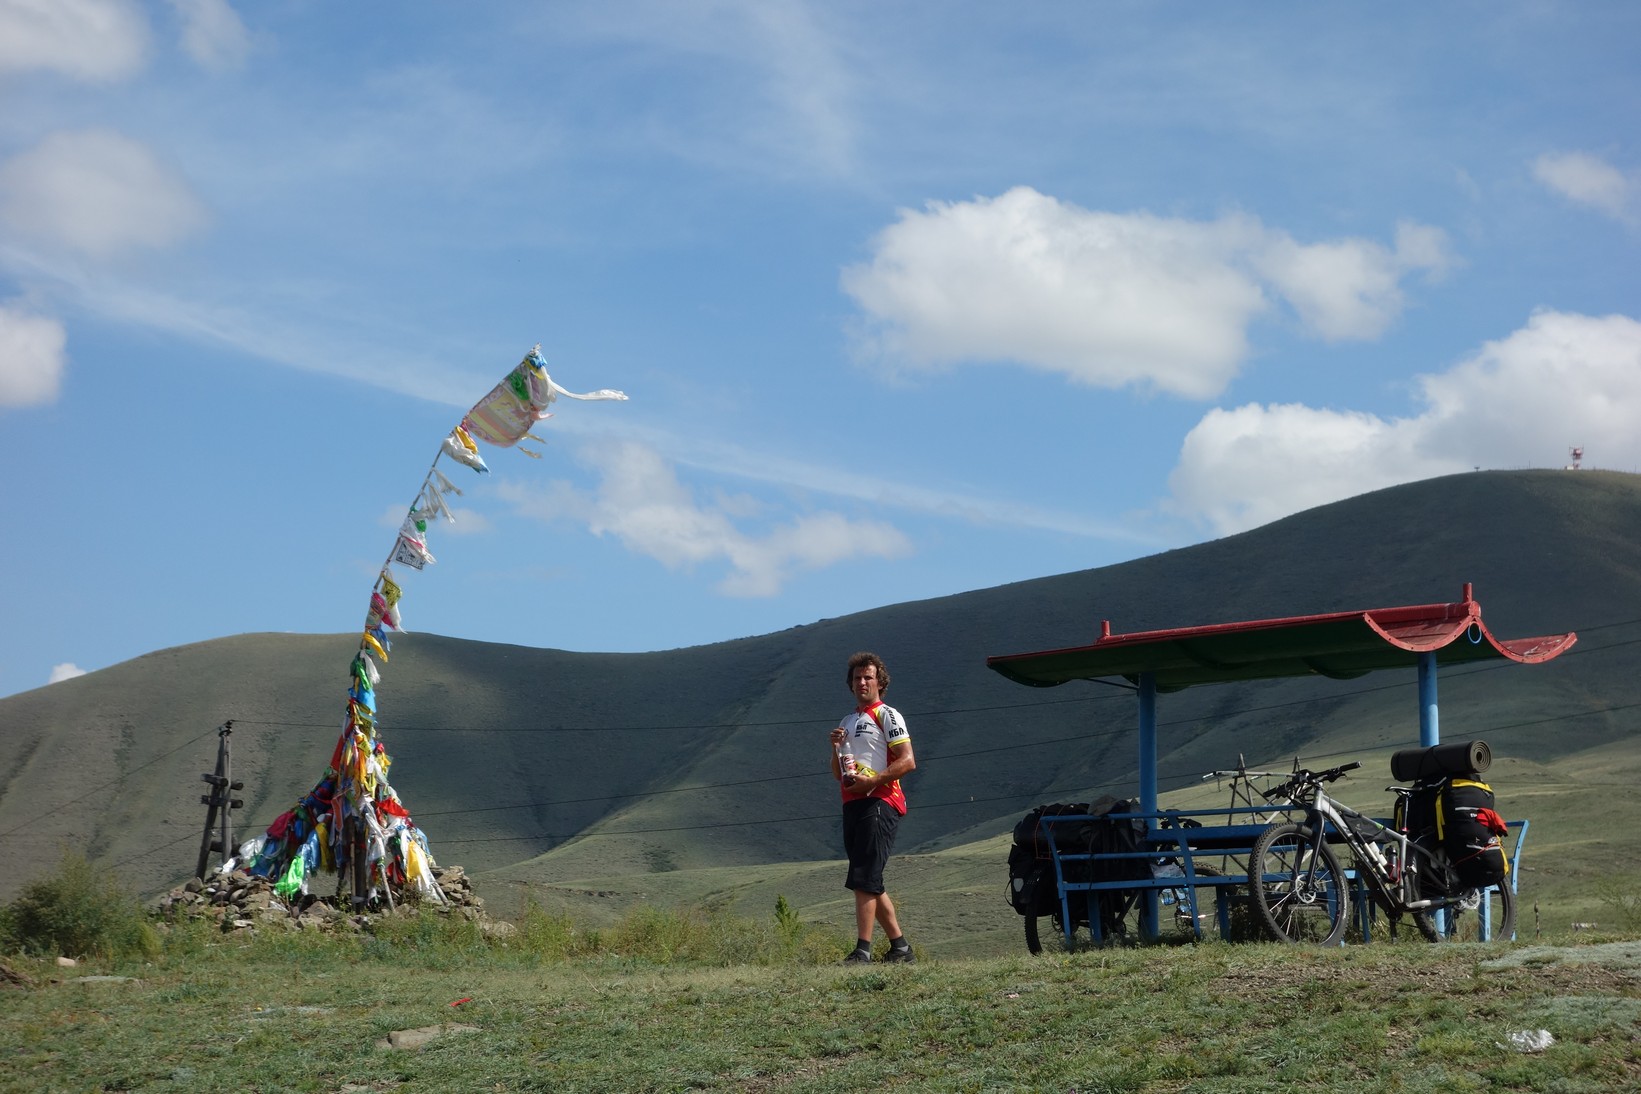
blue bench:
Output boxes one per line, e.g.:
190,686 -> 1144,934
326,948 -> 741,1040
1037,807 -> 1527,945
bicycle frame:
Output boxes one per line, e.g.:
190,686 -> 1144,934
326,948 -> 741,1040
1293,788 -> 1430,918
1287,776 -> 1499,927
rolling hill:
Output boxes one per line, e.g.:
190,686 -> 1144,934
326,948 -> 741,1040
2,469 -> 1637,949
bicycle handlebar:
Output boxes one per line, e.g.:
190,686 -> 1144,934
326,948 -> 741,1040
1261,760 -> 1362,803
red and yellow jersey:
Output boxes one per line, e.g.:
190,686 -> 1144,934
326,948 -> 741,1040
838,700 -> 910,814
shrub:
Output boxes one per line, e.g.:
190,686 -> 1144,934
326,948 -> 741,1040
362,905 -> 487,966
2,850 -> 159,959
774,894 -> 801,942
515,897 -> 598,961
1591,877 -> 1641,933
607,904 -> 715,963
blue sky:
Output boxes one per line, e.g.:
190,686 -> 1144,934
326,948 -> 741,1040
2,1 -> 1638,700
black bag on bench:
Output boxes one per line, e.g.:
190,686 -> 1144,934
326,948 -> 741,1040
1006,797 -> 1148,920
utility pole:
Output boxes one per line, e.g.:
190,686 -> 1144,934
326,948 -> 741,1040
195,721 -> 244,879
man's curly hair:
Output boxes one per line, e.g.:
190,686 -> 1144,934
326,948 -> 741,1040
845,651 -> 890,695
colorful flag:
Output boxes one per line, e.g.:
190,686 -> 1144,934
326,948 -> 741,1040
461,344 -> 627,449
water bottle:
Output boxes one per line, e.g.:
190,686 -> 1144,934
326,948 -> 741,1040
838,741 -> 857,785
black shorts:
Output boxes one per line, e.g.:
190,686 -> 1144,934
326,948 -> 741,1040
841,797 -> 901,894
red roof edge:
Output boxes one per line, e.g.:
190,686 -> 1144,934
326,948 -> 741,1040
986,582 -> 1578,673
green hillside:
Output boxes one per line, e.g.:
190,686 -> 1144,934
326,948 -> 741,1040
2,469 -> 1638,948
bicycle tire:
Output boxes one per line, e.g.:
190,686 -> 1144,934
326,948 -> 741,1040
1165,861 -> 1225,937
1025,912 -> 1095,953
1025,889 -> 1141,953
1250,822 -> 1350,945
1024,912 -> 1045,954
1413,882 -> 1517,942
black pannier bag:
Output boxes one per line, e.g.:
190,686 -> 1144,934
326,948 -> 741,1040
1438,778 -> 1510,889
1396,779 -> 1448,895
1006,801 -> 1083,916
1394,780 -> 1439,845
1006,797 -> 1148,921
1396,776 -> 1509,892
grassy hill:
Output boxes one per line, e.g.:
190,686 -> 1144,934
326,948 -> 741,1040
2,469 -> 1638,947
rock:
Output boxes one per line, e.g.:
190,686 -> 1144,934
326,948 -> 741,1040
376,1023 -> 480,1051
56,956 -> 77,968
159,861 -> 495,937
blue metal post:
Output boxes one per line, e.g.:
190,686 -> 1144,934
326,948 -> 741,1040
1138,672 -> 1158,814
1138,672 -> 1159,938
1418,650 -> 1445,934
1418,651 -> 1440,747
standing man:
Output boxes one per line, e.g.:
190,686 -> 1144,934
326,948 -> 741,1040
830,651 -> 917,964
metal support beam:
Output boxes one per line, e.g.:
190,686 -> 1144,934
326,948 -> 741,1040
1138,672 -> 1158,814
1137,672 -> 1159,939
1418,651 -> 1440,747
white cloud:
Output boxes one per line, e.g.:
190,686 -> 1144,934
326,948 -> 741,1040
0,302 -> 67,407
0,0 -> 149,82
842,187 -> 1449,399
167,0 -> 248,72
1532,151 -> 1637,224
48,662 -> 87,684
0,130 -> 209,258
1166,402 -> 1457,534
1166,310 -> 1641,534
1417,311 -> 1641,460
1252,220 -> 1453,341
498,440 -> 913,596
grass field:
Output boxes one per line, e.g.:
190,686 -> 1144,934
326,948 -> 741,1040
5,916 -> 1640,1093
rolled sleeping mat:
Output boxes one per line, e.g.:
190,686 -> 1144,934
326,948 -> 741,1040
1390,739 -> 1492,781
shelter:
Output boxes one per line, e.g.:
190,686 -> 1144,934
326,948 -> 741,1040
985,584 -> 1576,814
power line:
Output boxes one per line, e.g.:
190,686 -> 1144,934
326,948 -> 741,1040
229,688 -> 1133,736
222,626 -> 1641,739
0,724 -> 223,841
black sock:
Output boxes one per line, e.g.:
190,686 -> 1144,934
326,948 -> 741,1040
888,935 -> 910,951
854,939 -> 872,953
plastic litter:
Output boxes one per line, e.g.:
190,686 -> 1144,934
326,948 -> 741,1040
1502,1030 -> 1554,1053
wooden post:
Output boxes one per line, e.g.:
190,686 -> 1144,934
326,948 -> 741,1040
347,814 -> 368,909
194,722 -> 243,879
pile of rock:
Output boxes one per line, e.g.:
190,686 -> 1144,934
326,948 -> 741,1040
154,864 -> 488,934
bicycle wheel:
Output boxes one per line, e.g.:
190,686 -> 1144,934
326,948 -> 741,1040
1250,822 -> 1350,945
1025,911 -> 1095,953
1025,890 -> 1137,953
1413,883 -> 1517,942
1163,862 -> 1225,938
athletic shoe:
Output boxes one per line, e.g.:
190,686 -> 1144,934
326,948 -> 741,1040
883,946 -> 915,964
840,949 -> 872,964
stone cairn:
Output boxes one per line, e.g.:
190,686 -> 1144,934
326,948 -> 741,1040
155,864 -> 496,935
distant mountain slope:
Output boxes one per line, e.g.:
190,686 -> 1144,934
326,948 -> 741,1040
2,469 -> 1636,904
